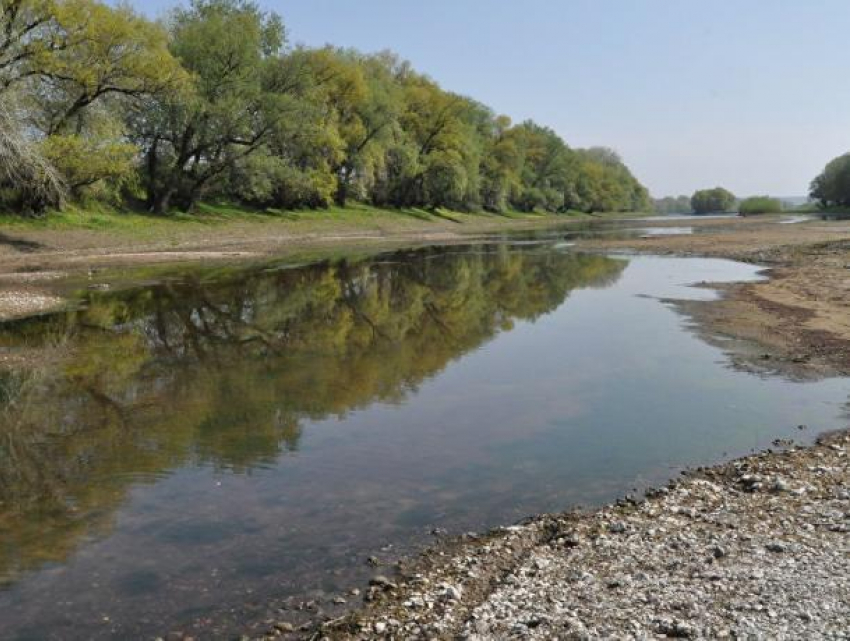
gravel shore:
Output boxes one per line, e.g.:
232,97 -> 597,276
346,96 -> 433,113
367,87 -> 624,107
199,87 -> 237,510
311,430 -> 850,640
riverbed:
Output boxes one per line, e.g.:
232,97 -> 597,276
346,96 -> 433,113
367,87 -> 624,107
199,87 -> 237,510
0,231 -> 849,639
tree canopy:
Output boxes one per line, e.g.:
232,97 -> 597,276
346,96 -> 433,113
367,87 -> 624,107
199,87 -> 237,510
690,187 -> 736,214
739,196 -> 782,216
0,0 -> 649,216
810,152 -> 850,208
653,195 -> 692,215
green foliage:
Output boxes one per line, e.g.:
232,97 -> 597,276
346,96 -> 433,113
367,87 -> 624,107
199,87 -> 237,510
1,0 -> 185,212
690,187 -> 736,214
1,0 -> 649,217
130,0 -> 291,213
40,0 -> 185,134
653,195 -> 692,215
40,126 -> 137,201
810,152 -> 850,208
738,196 -> 782,216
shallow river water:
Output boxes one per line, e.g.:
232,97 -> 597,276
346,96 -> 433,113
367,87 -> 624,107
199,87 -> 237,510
0,233 -> 848,639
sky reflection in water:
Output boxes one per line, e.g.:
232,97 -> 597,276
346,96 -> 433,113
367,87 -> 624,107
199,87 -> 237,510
0,242 -> 847,639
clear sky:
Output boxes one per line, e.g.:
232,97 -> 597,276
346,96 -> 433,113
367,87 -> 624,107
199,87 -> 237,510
113,0 -> 850,197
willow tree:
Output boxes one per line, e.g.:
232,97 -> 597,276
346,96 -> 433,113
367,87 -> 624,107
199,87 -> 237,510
313,50 -> 404,207
0,100 -> 65,213
0,1 -> 68,211
810,153 -> 850,208
1,0 -> 183,210
132,0 -> 293,213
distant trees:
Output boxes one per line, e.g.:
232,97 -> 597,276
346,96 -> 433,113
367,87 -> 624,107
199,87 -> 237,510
739,196 -> 782,216
653,195 -> 692,215
810,152 -> 850,208
691,187 -> 736,214
0,0 -> 649,217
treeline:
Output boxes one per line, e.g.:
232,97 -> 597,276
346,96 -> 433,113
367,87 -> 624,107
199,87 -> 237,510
690,187 -> 736,214
738,196 -> 782,216
655,189 -> 785,216
652,195 -> 692,214
653,188 -> 737,215
0,0 -> 649,216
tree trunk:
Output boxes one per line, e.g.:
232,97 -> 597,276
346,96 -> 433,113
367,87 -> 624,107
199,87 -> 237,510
335,167 -> 351,207
150,188 -> 173,215
145,138 -> 160,211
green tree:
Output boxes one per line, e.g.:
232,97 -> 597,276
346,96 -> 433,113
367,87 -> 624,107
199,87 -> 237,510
380,74 -> 481,210
1,1 -> 184,211
1,0 -> 651,217
132,0 -> 290,213
691,187 -> 736,214
479,115 -> 520,212
0,0 -> 71,92
309,49 -> 404,207
810,152 -> 850,208
653,195 -> 692,214
739,196 -> 782,216
36,0 -> 184,135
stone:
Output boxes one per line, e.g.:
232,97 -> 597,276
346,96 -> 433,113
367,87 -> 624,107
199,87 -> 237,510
369,575 -> 397,590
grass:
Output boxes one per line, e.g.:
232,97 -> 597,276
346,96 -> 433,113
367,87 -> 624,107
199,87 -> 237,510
0,201 -> 569,235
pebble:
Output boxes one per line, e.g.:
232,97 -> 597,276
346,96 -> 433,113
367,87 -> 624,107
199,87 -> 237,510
322,433 -> 850,640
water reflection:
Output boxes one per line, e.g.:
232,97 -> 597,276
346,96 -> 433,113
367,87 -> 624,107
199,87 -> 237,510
2,244 -> 848,640
0,246 -> 624,586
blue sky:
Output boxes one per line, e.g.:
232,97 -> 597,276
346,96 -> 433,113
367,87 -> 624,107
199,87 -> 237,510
114,0 -> 850,197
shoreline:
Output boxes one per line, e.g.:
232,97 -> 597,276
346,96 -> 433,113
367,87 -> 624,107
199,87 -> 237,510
292,217 -> 850,639
0,210 -> 587,320
221,217 -> 850,640
574,218 -> 850,379
2,214 -> 850,638
309,429 -> 849,640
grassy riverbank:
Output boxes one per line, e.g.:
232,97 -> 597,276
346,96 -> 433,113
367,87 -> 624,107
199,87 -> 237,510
0,202 -> 640,278
0,202 -> 561,234
0,202 -> 603,318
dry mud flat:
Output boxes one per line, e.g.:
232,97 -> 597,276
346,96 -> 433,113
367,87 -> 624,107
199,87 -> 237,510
311,431 -> 849,640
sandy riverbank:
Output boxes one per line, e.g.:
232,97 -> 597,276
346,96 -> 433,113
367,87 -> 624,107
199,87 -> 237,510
577,217 -> 850,378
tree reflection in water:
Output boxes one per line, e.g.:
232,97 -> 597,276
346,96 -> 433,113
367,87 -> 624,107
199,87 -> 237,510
0,245 -> 626,585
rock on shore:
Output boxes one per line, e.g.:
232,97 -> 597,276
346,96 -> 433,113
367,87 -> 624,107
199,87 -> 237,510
317,431 -> 849,640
